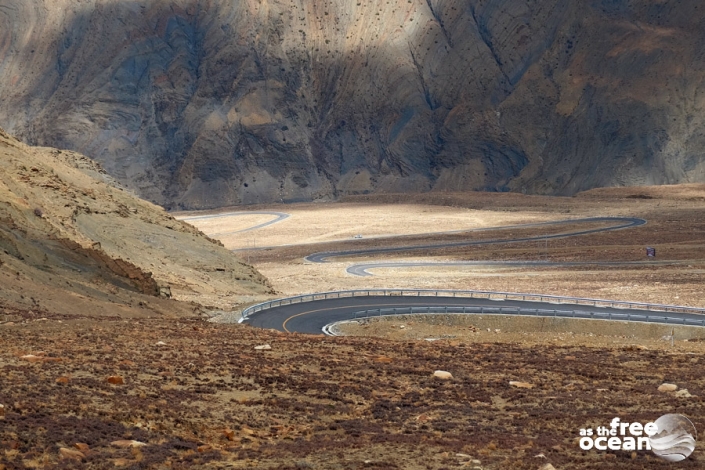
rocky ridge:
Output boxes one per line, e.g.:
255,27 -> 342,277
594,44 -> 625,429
1,0 -> 704,208
0,127 -> 271,317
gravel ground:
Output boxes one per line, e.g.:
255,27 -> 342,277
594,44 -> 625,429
2,306 -> 705,469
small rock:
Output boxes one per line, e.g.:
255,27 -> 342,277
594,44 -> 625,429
110,440 -> 147,448
509,381 -> 534,389
455,453 -> 472,460
675,389 -> 692,398
155,341 -> 167,346
20,353 -> 61,363
658,383 -> 678,392
534,453 -> 546,458
197,444 -> 213,452
494,329 -> 501,333
56,376 -> 70,384
0,404 -> 4,418
107,375 -> 124,385
59,447 -> 85,461
223,428 -> 235,441
433,370 -> 453,380
399,325 -> 406,329
539,464 -> 556,470
20,354 -> 43,363
254,344 -> 272,350
74,443 -> 90,453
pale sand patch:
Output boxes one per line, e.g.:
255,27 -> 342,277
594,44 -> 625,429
336,314 -> 705,351
255,260 -> 705,307
180,202 -> 557,250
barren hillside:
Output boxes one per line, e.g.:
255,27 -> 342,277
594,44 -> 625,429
1,0 -> 704,208
0,127 -> 272,317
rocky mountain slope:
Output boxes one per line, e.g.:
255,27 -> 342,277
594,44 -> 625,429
1,0 -> 704,208
0,127 -> 271,317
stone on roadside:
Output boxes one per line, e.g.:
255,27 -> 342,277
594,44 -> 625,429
433,370 -> 453,380
254,344 -> 272,350
59,447 -> 85,461
509,381 -> 534,389
658,383 -> 678,392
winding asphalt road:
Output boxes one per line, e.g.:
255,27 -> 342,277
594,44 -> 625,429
244,294 -> 705,334
240,214 -> 705,333
346,259 -> 689,276
305,217 -> 646,263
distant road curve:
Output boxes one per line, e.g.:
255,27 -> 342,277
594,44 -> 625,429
305,217 -> 646,263
177,211 -> 290,234
346,259 -> 686,276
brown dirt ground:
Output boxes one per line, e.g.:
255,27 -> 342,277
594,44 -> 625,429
2,307 -> 705,469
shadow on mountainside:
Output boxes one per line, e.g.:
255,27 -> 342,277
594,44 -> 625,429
1,0 -> 705,209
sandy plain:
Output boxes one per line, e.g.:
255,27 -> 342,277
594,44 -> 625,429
180,186 -> 705,309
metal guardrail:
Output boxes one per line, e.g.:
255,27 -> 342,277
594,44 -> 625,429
346,306 -> 705,327
240,289 -> 705,321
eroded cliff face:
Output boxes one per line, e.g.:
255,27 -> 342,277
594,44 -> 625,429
1,0 -> 704,208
